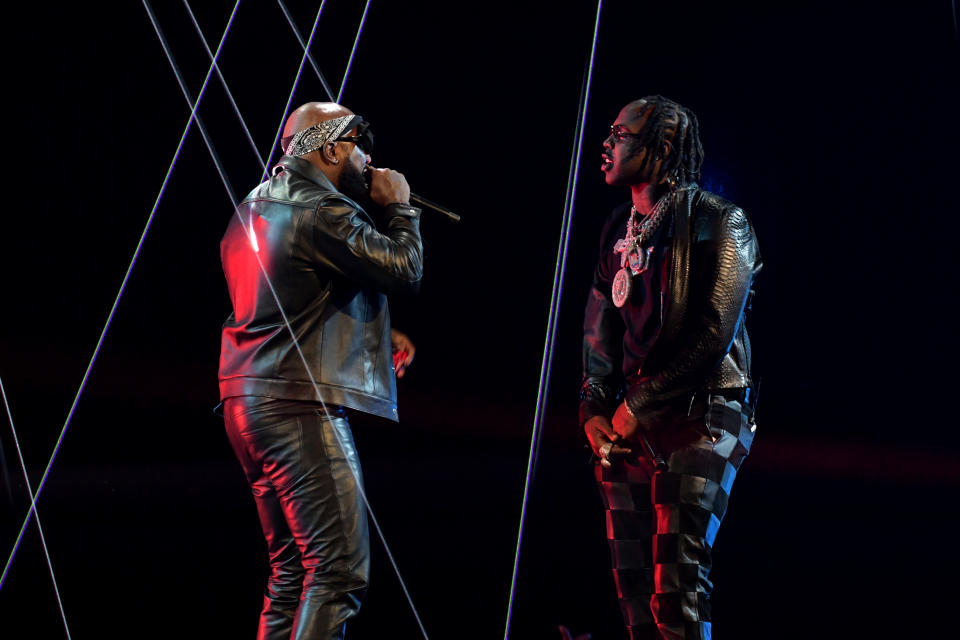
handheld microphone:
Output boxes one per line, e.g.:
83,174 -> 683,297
410,193 -> 460,223
364,166 -> 461,223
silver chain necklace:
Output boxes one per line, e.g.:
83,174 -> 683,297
611,192 -> 672,308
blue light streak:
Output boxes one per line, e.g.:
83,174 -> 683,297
338,0 -> 371,103
503,1 -> 604,637
1,0 -> 240,589
182,0 -> 265,171
276,0 -> 335,101
259,0 -> 327,182
0,376 -> 72,639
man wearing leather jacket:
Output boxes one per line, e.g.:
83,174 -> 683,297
219,102 -> 423,640
580,96 -> 761,640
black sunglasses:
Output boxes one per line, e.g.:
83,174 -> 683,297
335,120 -> 374,154
608,123 -> 644,143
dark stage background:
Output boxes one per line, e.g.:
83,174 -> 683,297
2,1 -> 959,638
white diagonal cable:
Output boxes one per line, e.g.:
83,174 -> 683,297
276,0 -> 335,101
256,0 -> 327,183
1,0 -> 242,586
503,1 -> 604,637
337,0 -> 371,102
181,2 -> 263,171
0,375 -> 71,638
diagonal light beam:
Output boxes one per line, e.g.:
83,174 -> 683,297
503,1 -> 604,637
257,0 -> 327,183
276,0 -> 337,103
182,1 -> 264,171
276,0 -> 335,101
276,0 -> 369,106
1,0 -> 241,588
172,1 -> 429,637
337,0 -> 372,102
0,376 -> 72,638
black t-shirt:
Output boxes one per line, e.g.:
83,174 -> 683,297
593,202 -> 673,381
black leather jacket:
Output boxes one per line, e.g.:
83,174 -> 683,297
218,156 -> 423,421
580,186 -> 761,425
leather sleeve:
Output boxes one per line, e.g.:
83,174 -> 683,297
579,283 -> 624,426
624,205 -> 759,413
308,197 -> 424,294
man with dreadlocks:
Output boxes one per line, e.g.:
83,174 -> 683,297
579,96 -> 761,639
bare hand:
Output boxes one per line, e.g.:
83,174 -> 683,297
584,415 -> 631,468
611,401 -> 641,442
390,328 -> 415,378
368,166 -> 410,206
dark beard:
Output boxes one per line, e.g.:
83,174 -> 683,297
339,162 -> 377,215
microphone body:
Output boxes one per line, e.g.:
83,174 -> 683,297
409,193 -> 460,223
363,165 -> 460,222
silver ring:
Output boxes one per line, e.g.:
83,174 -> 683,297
599,442 -> 612,459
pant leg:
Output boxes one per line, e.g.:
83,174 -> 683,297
286,413 -> 369,640
225,398 -> 370,640
225,398 -> 304,640
595,457 -> 660,640
648,395 -> 755,640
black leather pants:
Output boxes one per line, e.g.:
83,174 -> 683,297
595,394 -> 755,640
224,397 -> 370,640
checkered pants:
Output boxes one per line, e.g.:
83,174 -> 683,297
595,394 -> 755,640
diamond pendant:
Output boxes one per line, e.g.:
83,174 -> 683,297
612,267 -> 632,308
628,246 -> 655,275
614,237 -> 636,258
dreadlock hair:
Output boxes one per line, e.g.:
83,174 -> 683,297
629,95 -> 704,185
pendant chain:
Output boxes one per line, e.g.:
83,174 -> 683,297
627,191 -> 671,250
614,191 -> 672,272
610,190 -> 677,308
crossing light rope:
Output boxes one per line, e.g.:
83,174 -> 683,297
1,0 -> 242,591
0,375 -> 71,638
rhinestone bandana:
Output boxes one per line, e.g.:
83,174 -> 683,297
284,115 -> 359,156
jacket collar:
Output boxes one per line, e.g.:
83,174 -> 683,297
275,155 -> 338,192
